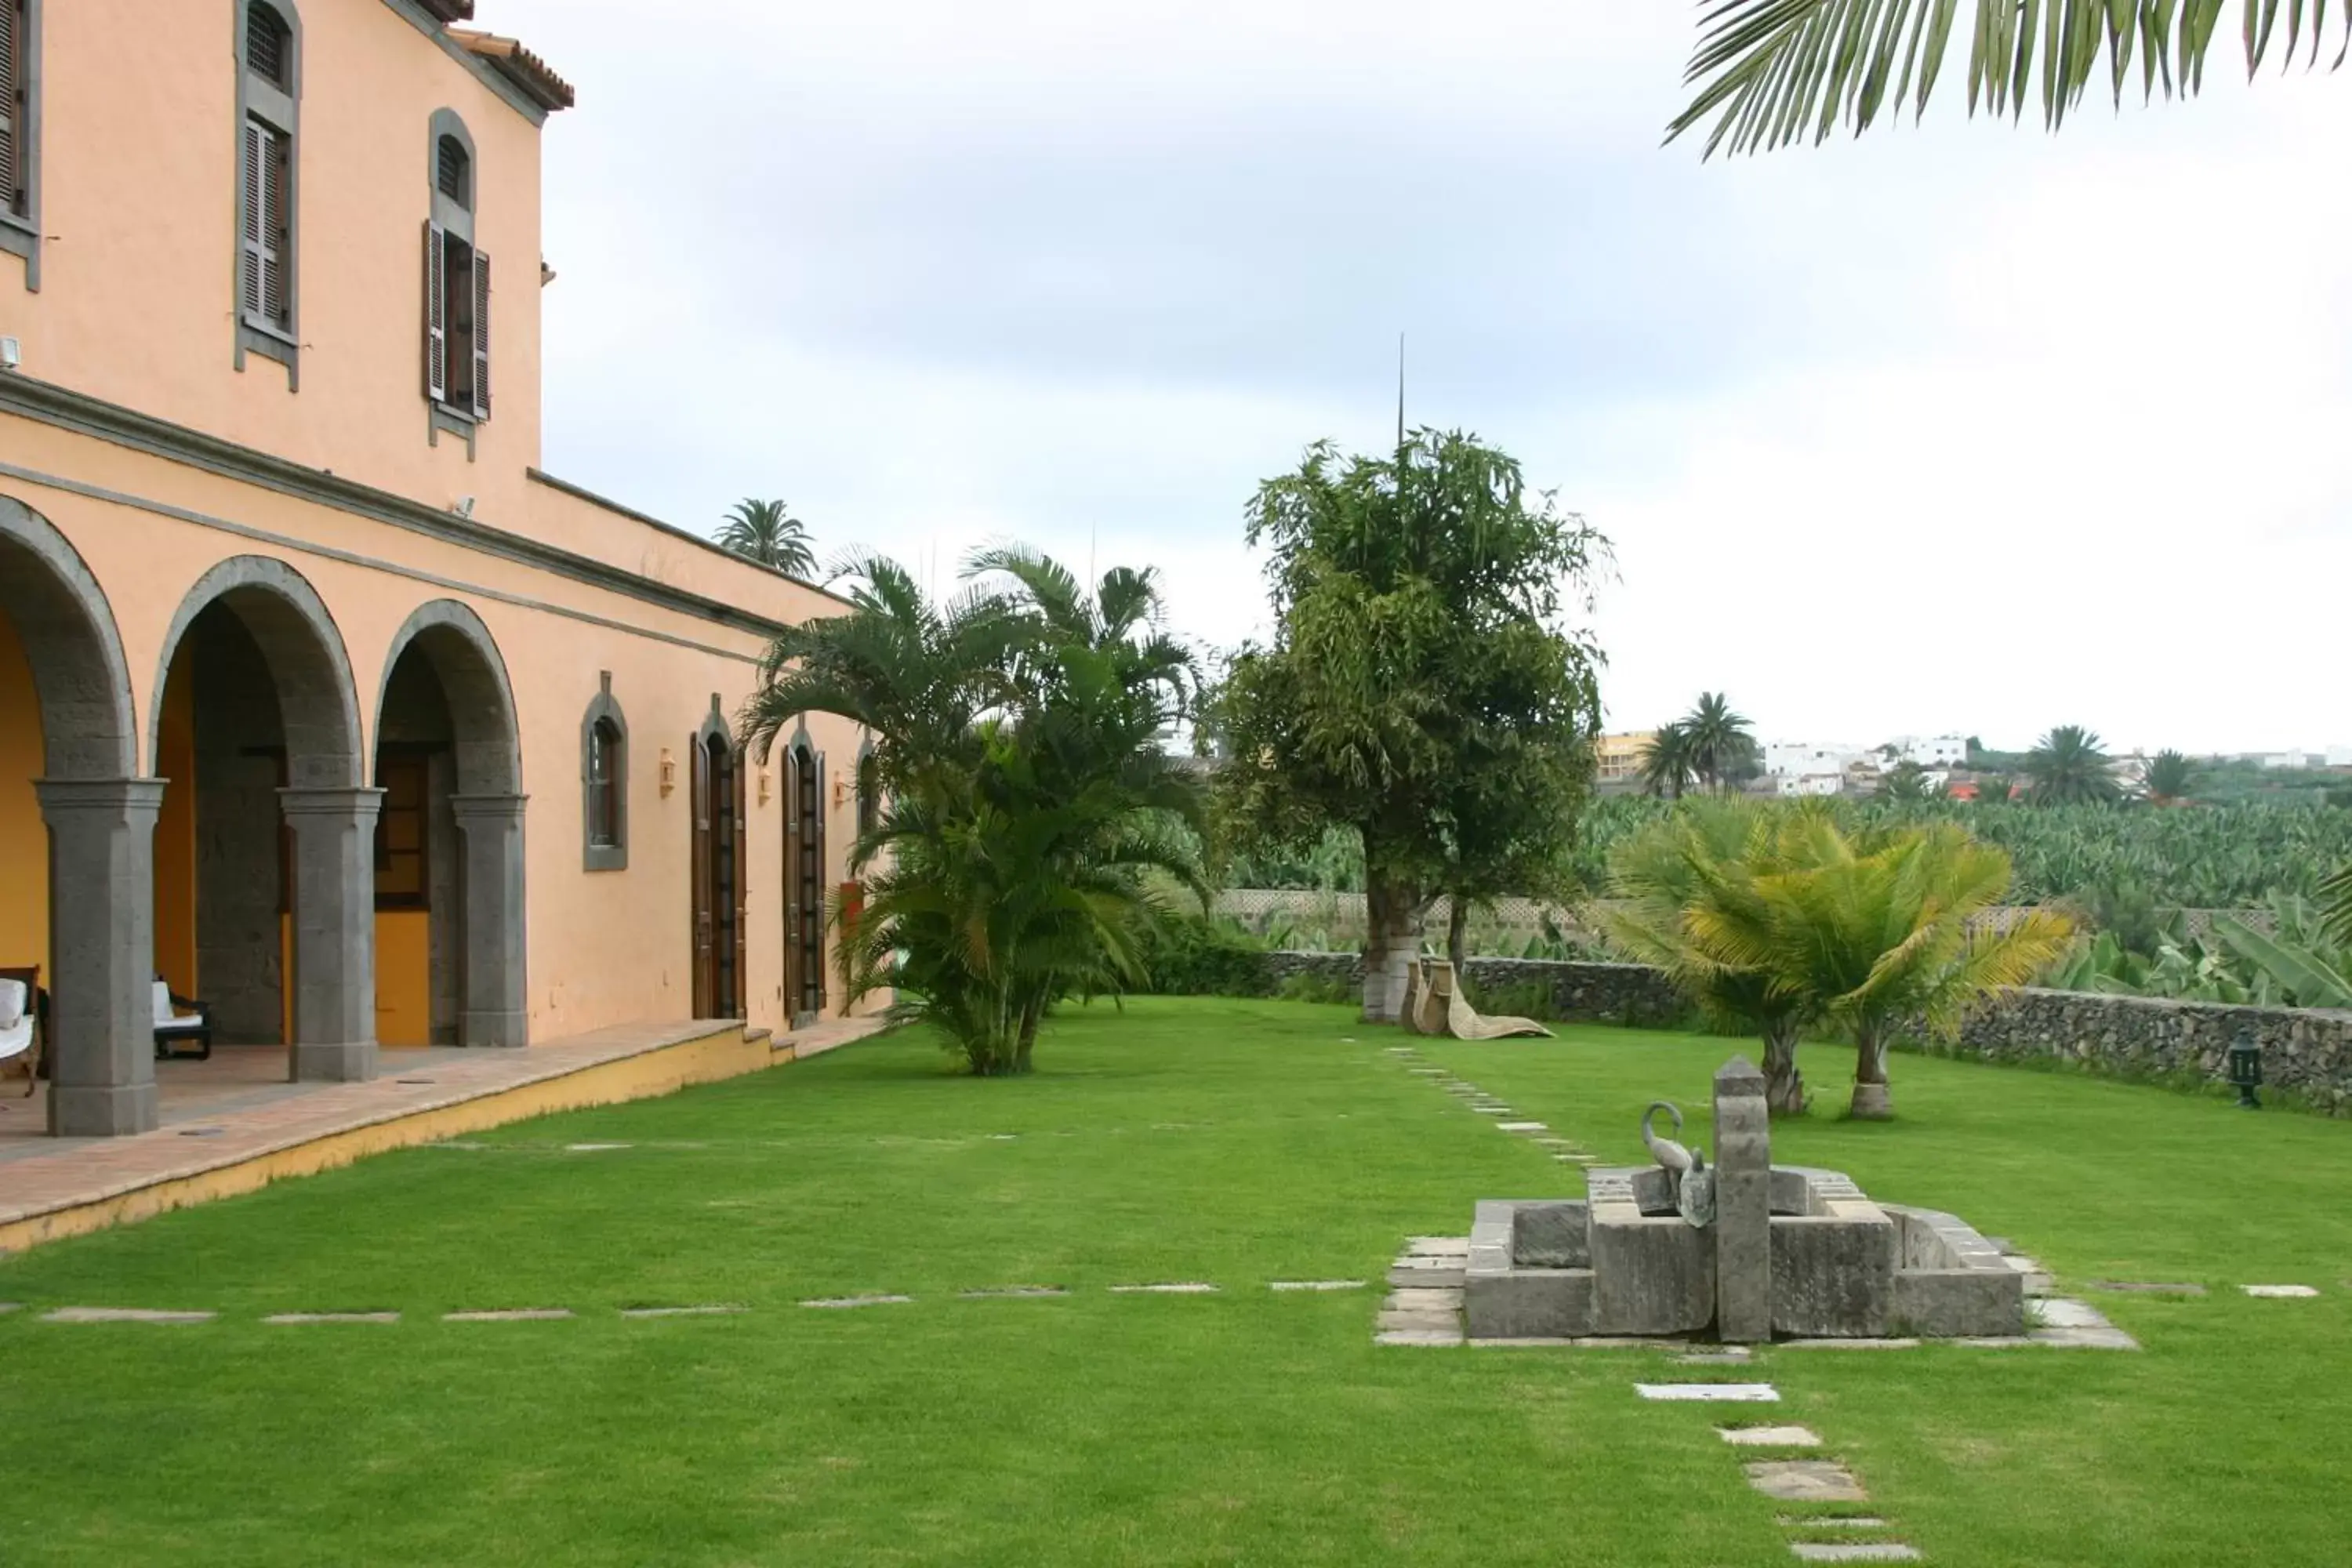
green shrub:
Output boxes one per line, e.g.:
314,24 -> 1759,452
1140,914 -> 1277,997
1470,979 -> 1563,1023
1276,971 -> 1358,1006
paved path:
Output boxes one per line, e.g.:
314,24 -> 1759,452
0,1015 -> 883,1234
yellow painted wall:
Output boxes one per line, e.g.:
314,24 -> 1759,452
375,911 -> 432,1047
151,659 -> 198,996
0,612 -> 47,975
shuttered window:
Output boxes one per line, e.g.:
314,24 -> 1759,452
245,2 -> 288,88
423,227 -> 492,421
1,0 -> 22,220
436,135 -> 469,208
241,117 -> 290,330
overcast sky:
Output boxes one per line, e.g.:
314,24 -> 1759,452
493,1 -> 2352,757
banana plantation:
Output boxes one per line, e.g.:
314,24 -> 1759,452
2045,893 -> 2352,1011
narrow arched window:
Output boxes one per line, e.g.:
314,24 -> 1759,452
423,111 -> 490,427
580,673 -> 629,871
2,0 -> 46,288
236,1 -> 300,377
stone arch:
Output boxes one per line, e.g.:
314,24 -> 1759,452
0,494 -> 157,1135
148,554 -> 362,787
375,599 -> 521,796
0,493 -> 139,779
375,599 -> 527,1049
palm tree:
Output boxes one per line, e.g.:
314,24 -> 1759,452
1639,722 -> 1697,799
1601,800 -> 1827,1115
2141,750 -> 2198,806
715,499 -> 818,578
2025,725 -> 2121,806
742,546 -> 1204,1075
1671,2 -> 2347,158
1971,774 -> 2014,806
1687,819 -> 2074,1119
1681,692 -> 1756,794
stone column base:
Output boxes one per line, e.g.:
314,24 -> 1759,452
292,1040 -> 379,1082
51,1082 -> 162,1139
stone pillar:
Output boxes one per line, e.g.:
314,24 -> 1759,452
1711,1055 -> 1773,1343
279,786 -> 383,1083
34,778 -> 166,1137
450,793 -> 528,1048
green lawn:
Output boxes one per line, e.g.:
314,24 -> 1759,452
1,999 -> 2343,1566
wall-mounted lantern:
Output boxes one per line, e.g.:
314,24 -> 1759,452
659,748 -> 677,797
758,767 -> 772,806
2227,1027 -> 2263,1110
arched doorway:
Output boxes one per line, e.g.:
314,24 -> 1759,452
690,702 -> 745,1020
783,733 -> 826,1027
149,557 -> 372,1083
0,495 -> 156,1136
373,602 -> 526,1049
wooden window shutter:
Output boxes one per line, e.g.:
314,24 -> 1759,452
731,742 -> 750,1018
241,122 -> 268,318
690,741 -> 713,1018
812,755 -> 828,1012
782,748 -> 800,1019
260,126 -> 292,327
1,2 -> 19,218
470,250 -> 492,421
422,221 -> 448,403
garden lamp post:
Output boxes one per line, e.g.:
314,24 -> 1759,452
2226,1029 -> 2263,1110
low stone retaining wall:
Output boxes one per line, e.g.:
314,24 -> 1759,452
1260,953 -> 2352,1112
1948,987 -> 2352,1116
1262,953 -> 1687,1028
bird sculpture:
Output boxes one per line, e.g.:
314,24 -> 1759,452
1642,1101 -> 1707,1178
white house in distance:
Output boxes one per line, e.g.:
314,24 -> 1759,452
1762,734 -> 1969,798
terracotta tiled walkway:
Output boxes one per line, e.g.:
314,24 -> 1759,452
0,1015 -> 883,1233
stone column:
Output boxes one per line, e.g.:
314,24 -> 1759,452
33,778 -> 166,1137
450,793 -> 528,1048
1711,1055 -> 1773,1342
279,786 -> 383,1083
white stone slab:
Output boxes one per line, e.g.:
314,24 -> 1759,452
957,1287 -> 1068,1299
2243,1283 -> 2320,1298
800,1294 -> 913,1309
1374,1327 -> 1464,1346
1779,1338 -> 1921,1351
1788,1546 -> 1919,1563
1385,1287 -> 1465,1312
43,1307 -> 216,1324
445,1308 -> 575,1321
1719,1425 -> 1822,1447
2028,1298 -> 2111,1329
619,1304 -> 750,1317
1744,1459 -> 1864,1502
2030,1326 -> 2142,1350
1406,1235 -> 1471,1255
564,1142 -> 632,1152
1777,1517 -> 1889,1530
1269,1279 -> 1367,1292
263,1312 -> 401,1324
1109,1282 -> 1218,1294
1496,1121 -> 1549,1133
1635,1382 -> 1779,1403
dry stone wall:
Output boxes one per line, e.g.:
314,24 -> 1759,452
1262,953 -> 1687,1028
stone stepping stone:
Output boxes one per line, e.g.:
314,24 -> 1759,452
1378,1309 -> 1463,1332
1406,1067 -> 1449,1076
1744,1459 -> 1866,1502
2027,1298 -> 2111,1330
800,1295 -> 913,1309
1388,1265 -> 1465,1288
2000,1254 -> 2054,1294
263,1312 -> 401,1324
1719,1425 -> 1822,1447
42,1307 -> 216,1324
0,1303 -> 20,1316
1635,1382 -> 1779,1403
1374,1327 -> 1464,1346
2089,1280 -> 2206,1296
564,1143 -> 632,1152
1385,1287 -> 1465,1312
1406,1235 -> 1471,1254
1109,1283 -> 1218,1295
1269,1279 -> 1367,1292
1465,1337 -> 1579,1348
445,1308 -> 575,1321
2030,1326 -> 2141,1350
1777,1517 -> 1889,1530
1678,1350 -> 1752,1366
2243,1284 -> 2320,1298
957,1287 -> 1068,1299
1495,1121 -> 1548,1133
620,1304 -> 750,1317
1788,1546 -> 1919,1563
1779,1338 -> 1920,1351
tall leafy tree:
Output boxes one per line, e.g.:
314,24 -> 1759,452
2026,725 -> 2122,806
742,548 -> 1204,1075
1680,691 -> 1756,793
717,499 -> 818,578
1639,722 -> 1697,800
1217,430 -> 1609,1022
1671,2 -> 2349,158
2141,749 -> 2198,805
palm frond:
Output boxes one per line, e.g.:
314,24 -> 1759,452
1671,0 -> 2350,158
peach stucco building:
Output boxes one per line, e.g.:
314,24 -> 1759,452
0,0 -> 869,1137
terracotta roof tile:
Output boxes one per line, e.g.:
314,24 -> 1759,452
446,27 -> 575,112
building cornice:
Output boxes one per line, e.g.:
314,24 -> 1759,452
525,469 -> 851,611
378,0 -> 550,126
0,372 -> 795,643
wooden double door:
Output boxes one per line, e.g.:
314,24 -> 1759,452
782,745 -> 826,1026
690,731 -> 747,1020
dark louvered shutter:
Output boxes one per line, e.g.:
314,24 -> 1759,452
260,128 -> 291,327
470,251 -> 492,420
812,754 -> 828,1012
1,1 -> 19,219
241,122 -> 267,318
423,221 -> 447,402
731,744 -> 750,1018
691,741 -> 713,1018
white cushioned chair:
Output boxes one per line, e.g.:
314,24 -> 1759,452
154,979 -> 212,1062
0,976 -> 37,1097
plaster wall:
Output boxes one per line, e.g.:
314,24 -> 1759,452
0,612 -> 45,975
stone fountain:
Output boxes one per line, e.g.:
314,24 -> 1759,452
1464,1058 -> 2024,1341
